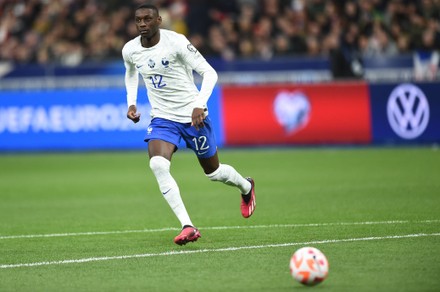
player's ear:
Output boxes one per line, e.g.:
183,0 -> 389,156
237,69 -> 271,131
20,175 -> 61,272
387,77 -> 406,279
157,15 -> 162,25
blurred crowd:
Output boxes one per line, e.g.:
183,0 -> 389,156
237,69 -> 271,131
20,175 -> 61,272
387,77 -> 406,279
0,0 -> 439,67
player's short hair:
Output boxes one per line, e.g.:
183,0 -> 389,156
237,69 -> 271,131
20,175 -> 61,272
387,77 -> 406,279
135,3 -> 159,16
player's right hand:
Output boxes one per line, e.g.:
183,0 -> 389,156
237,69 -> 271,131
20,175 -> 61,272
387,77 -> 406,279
127,105 -> 141,123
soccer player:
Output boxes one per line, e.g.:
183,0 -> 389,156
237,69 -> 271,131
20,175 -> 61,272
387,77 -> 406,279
122,4 -> 256,245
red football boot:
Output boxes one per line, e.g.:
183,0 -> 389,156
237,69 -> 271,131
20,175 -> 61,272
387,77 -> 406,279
241,178 -> 256,218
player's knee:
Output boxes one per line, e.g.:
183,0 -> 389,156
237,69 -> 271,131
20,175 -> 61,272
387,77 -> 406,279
149,156 -> 170,175
206,164 -> 223,182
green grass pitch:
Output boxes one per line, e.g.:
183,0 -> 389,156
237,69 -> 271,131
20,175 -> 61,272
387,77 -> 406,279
0,147 -> 439,291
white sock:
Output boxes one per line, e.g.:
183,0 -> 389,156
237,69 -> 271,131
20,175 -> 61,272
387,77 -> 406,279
206,163 -> 251,194
149,156 -> 193,228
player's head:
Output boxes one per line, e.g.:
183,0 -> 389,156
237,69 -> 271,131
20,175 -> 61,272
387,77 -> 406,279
134,4 -> 162,39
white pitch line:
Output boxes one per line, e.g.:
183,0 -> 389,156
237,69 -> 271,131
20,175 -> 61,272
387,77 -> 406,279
1,219 -> 439,240
1,232 -> 439,269
0,227 -> 180,240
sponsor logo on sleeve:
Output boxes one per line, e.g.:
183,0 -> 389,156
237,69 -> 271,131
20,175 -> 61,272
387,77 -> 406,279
187,43 -> 197,53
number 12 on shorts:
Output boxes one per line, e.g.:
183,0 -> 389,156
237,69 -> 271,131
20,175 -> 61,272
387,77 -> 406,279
192,136 -> 209,155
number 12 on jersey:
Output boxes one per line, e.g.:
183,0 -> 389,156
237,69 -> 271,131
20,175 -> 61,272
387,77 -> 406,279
150,74 -> 166,89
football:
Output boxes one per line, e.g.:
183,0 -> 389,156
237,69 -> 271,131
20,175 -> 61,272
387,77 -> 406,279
289,246 -> 329,286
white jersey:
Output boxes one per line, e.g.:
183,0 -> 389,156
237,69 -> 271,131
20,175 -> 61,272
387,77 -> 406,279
122,29 -> 218,123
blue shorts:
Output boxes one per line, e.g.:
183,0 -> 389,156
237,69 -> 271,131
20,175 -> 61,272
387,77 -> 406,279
144,117 -> 218,158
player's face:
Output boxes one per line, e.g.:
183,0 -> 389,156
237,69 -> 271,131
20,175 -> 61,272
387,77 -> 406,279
135,8 -> 161,39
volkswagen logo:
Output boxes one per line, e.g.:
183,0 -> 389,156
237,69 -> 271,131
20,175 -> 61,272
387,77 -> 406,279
387,84 -> 430,139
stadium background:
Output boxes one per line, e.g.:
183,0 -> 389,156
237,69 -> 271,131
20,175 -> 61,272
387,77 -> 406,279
0,0 -> 439,151
1,2 -> 440,291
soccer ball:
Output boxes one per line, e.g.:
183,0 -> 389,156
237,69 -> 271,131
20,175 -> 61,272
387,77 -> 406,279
289,247 -> 329,286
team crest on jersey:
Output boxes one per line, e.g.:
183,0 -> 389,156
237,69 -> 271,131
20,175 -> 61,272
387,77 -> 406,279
148,59 -> 155,68
187,43 -> 197,53
147,126 -> 153,135
161,57 -> 170,68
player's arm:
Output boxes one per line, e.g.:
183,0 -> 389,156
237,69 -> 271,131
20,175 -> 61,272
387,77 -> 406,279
123,47 -> 141,123
177,35 -> 218,129
193,60 -> 218,109
191,61 -> 218,129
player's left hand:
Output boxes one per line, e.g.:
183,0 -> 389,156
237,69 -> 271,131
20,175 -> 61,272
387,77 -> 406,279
191,108 -> 205,130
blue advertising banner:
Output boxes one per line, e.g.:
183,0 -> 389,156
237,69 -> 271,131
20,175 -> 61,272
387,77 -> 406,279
0,86 -> 223,151
369,82 -> 440,144
1,81 -> 437,151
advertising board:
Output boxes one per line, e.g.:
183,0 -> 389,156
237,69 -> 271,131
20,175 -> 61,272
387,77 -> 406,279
222,83 -> 372,146
0,86 -> 223,151
369,83 -> 440,143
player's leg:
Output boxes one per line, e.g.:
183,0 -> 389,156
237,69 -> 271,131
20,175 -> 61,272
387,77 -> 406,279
145,118 -> 199,245
199,152 -> 256,218
148,139 -> 194,227
182,116 -> 256,217
148,139 -> 200,245
198,151 -> 250,194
